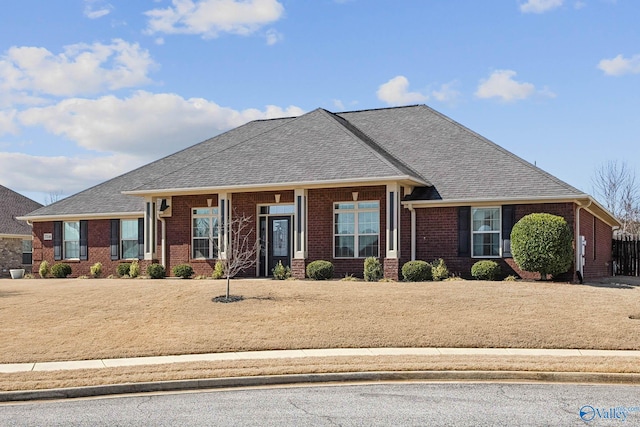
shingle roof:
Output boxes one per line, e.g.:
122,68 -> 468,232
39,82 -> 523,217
23,105 -> 585,219
0,185 -> 42,235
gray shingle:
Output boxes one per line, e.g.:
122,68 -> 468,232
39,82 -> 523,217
0,185 -> 42,235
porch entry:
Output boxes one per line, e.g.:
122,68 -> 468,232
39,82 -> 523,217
258,204 -> 294,276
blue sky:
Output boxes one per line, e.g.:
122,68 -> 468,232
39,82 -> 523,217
0,0 -> 638,204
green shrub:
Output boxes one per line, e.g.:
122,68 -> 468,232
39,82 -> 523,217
363,257 -> 383,282
471,260 -> 501,280
38,260 -> 50,278
147,263 -> 166,279
306,260 -> 334,280
172,263 -> 194,279
511,213 -> 574,280
51,263 -> 72,278
117,262 -> 132,277
129,260 -> 140,278
272,261 -> 292,280
212,261 -> 225,279
90,262 -> 102,278
430,258 -> 449,281
401,260 -> 432,282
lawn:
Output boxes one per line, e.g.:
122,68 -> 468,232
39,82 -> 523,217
1,277 -> 639,365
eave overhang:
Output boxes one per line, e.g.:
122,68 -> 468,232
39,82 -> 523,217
402,194 -> 621,228
17,211 -> 144,223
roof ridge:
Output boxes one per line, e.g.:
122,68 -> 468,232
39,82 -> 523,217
334,104 -> 424,115
321,109 -> 429,184
417,105 -> 584,195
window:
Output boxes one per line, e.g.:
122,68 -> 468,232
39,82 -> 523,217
63,221 -> 80,259
192,208 -> 219,259
21,240 -> 32,265
121,219 -> 139,259
334,201 -> 379,258
472,207 -> 501,257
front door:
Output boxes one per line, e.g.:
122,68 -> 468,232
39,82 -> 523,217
268,216 -> 291,274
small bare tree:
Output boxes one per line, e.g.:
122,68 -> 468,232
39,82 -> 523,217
45,190 -> 65,205
215,212 -> 260,302
592,160 -> 640,235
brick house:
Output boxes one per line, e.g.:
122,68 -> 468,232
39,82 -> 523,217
20,105 -> 619,281
0,185 -> 42,277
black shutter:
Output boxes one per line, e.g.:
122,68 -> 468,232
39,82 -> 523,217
502,205 -> 516,257
458,206 -> 471,257
53,221 -> 62,261
110,219 -> 120,260
79,220 -> 88,260
137,218 -> 144,259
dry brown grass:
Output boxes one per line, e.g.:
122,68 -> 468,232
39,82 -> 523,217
1,278 -> 639,365
3,355 -> 640,392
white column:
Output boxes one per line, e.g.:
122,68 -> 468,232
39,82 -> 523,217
294,188 -> 308,259
386,183 -> 400,259
144,197 -> 157,260
218,193 -> 231,259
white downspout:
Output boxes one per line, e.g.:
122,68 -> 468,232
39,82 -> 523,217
408,204 -> 416,261
575,199 -> 592,282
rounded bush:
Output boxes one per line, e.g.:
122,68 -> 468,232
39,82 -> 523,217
147,263 -> 166,279
129,260 -> 140,278
172,263 -> 194,279
117,263 -> 132,277
212,261 -> 225,279
51,263 -> 72,278
306,260 -> 334,280
471,260 -> 501,281
38,260 -> 50,278
401,260 -> 432,282
363,257 -> 383,282
511,213 -> 573,280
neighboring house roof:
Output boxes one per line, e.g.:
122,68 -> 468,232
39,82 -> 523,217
23,105 -> 592,220
0,185 -> 42,236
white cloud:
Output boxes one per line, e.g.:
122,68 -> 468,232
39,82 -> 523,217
598,54 -> 640,76
0,39 -> 156,98
265,28 -> 283,45
520,0 -> 563,13
475,70 -> 536,102
18,91 -> 304,158
0,151 -> 143,195
377,76 -> 427,106
0,109 -> 19,135
145,0 -> 285,39
430,81 -> 462,105
84,1 -> 113,19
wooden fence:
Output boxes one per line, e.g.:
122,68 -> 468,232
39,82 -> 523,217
612,235 -> 640,276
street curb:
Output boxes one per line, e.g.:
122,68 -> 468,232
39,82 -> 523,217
2,370 -> 639,402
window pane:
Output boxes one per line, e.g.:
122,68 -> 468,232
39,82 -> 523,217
193,218 -> 210,238
358,202 -> 379,209
472,208 -> 500,232
122,240 -> 138,259
65,241 -> 79,259
335,203 -> 355,210
64,222 -> 79,240
358,235 -> 379,257
473,233 -> 500,257
192,239 -> 209,259
21,240 -> 32,253
121,220 -> 138,240
335,213 -> 355,234
335,236 -> 354,257
358,211 -> 379,234
193,208 -> 210,215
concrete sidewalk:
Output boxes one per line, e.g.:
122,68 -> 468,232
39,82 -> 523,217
3,347 -> 640,374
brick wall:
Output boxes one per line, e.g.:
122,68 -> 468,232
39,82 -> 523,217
414,202 -> 585,281
578,208 -> 613,279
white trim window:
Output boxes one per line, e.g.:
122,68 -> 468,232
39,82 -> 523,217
472,207 -> 501,257
192,207 -> 219,259
121,219 -> 139,259
63,221 -> 80,259
334,201 -> 380,258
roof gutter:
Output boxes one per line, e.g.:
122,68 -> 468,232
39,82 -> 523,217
17,211 -> 144,222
